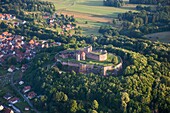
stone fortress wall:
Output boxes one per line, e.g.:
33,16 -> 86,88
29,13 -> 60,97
99,53 -> 107,61
55,46 -> 123,76
84,46 -> 108,61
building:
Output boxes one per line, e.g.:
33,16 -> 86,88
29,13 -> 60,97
56,46 -> 123,76
76,54 -> 80,61
2,108 -> 14,113
19,81 -> 24,85
23,86 -> 31,93
8,65 -> 15,73
25,107 -> 30,111
28,91 -> 37,99
9,97 -> 19,104
0,104 -> 4,111
80,51 -> 86,60
3,93 -> 13,100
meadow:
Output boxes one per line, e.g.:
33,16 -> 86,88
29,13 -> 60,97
41,0 -> 136,35
144,31 -> 170,43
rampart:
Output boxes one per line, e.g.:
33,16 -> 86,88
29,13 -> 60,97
55,46 -> 123,76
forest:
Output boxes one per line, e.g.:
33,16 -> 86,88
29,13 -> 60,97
22,36 -> 170,112
129,0 -> 170,5
99,4 -> 170,38
0,0 -> 55,20
103,0 -> 125,7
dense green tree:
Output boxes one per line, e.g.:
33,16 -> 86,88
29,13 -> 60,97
70,100 -> 78,113
92,100 -> 99,110
103,0 -> 125,7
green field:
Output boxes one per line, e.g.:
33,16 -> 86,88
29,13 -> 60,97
144,31 -> 170,43
41,0 -> 136,35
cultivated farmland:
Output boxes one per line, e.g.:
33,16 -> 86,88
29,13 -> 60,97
41,0 -> 136,35
144,31 -> 170,43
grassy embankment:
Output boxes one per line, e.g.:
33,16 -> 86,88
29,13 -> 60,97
58,53 -> 119,66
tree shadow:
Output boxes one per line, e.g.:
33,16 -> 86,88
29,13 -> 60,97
91,12 -> 120,18
78,0 -> 103,6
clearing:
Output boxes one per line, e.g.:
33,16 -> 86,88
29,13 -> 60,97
41,0 -> 136,35
144,31 -> 170,43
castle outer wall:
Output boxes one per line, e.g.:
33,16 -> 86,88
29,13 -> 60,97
99,53 -> 107,61
86,52 -> 107,61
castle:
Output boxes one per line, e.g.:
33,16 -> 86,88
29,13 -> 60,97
56,46 -> 122,76
75,46 -> 107,61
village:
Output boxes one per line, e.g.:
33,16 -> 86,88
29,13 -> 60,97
0,13 -> 27,26
0,31 -> 61,72
43,12 -> 76,35
0,84 -> 36,113
0,31 -> 62,113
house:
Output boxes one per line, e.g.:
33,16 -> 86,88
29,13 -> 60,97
25,107 -> 30,111
9,97 -> 19,104
22,21 -> 26,24
2,32 -> 9,37
49,19 -> 54,23
3,93 -> 13,100
29,40 -> 35,45
28,91 -> 37,99
19,81 -> 24,85
21,64 -> 28,72
23,86 -> 31,93
5,14 -> 11,20
2,108 -> 14,113
8,65 -> 15,72
0,14 -> 5,20
11,15 -> 16,19
0,35 -> 4,39
0,104 -> 4,111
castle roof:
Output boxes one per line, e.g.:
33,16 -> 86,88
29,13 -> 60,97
81,51 -> 85,56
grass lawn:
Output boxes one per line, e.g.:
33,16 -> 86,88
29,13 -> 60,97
40,0 -> 137,35
144,31 -> 170,43
15,102 -> 34,113
0,85 -> 15,104
58,53 -> 119,66
0,67 -> 7,75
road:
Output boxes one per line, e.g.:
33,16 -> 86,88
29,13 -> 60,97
10,72 -> 40,113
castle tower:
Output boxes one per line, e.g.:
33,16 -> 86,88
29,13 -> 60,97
87,46 -> 92,52
79,63 -> 86,73
76,54 -> 80,61
81,51 -> 86,60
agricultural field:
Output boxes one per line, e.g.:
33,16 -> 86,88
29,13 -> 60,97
41,0 -> 136,35
144,31 -> 170,43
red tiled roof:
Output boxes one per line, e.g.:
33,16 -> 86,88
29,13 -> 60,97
81,51 -> 85,56
3,108 -> 14,113
29,40 -> 35,45
2,32 -> 8,36
23,86 -> 31,90
0,35 -> 4,39
9,97 -> 19,103
28,91 -> 36,99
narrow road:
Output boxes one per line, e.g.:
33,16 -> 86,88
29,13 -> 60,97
10,72 -> 40,113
